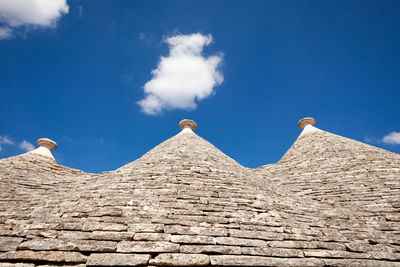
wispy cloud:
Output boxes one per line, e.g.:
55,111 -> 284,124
138,33 -> 223,115
0,0 -> 69,39
19,140 -> 35,152
382,132 -> 400,145
0,136 -> 14,151
78,5 -> 83,18
0,26 -> 12,39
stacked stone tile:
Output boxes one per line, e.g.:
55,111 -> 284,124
0,119 -> 399,266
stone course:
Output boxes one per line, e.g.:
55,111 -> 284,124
0,121 -> 399,266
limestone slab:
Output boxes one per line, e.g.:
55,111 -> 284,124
117,241 -> 179,253
216,237 -> 267,247
210,255 -> 324,266
86,253 -> 150,266
129,223 -> 164,233
0,237 -> 23,251
0,251 -> 87,262
180,245 -> 241,254
149,253 -> 210,266
18,239 -> 117,252
134,232 -> 170,241
171,235 -> 216,245
242,247 -> 304,257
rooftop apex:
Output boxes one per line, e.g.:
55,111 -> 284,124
179,119 -> 197,131
298,117 -> 316,129
36,138 -> 57,151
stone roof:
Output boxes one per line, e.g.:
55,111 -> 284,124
1,118 -> 400,267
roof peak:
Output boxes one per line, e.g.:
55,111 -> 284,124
297,117 -> 321,137
115,119 -> 243,172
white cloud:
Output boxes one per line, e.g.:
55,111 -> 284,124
382,132 -> 400,145
0,136 -> 14,151
19,140 -> 35,152
0,0 -> 69,38
0,26 -> 12,39
78,5 -> 83,18
138,33 -> 223,115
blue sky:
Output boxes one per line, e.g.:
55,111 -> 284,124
0,0 -> 399,173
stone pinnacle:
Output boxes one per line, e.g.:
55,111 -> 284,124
298,117 -> 316,129
179,119 -> 197,131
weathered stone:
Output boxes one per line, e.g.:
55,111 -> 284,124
171,235 -> 216,245
134,233 -> 170,241
0,237 -> 23,251
242,247 -> 304,257
2,117 -> 400,267
56,231 -> 90,240
82,222 -> 127,232
18,239 -> 117,252
369,250 -> 399,260
180,245 -> 241,255
319,229 -> 347,242
86,253 -> 150,266
385,214 -> 400,222
229,229 -> 284,241
303,249 -> 371,259
52,222 -> 83,231
322,258 -> 400,267
129,223 -> 164,233
344,241 -> 398,255
268,240 -> 346,251
0,251 -> 87,262
149,253 -> 210,266
58,230 -> 133,241
210,255 -> 324,266
216,237 -> 267,247
164,225 -> 228,236
117,241 -> 179,253
91,231 -> 134,241
0,264 -> 35,267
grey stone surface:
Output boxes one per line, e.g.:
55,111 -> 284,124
149,253 -> 210,266
0,264 -> 35,267
171,235 -> 216,245
0,237 -> 23,251
18,239 -> 117,252
210,255 -> 325,266
129,223 -> 164,233
180,245 -> 241,254
86,253 -> 150,266
216,237 -> 268,247
0,120 -> 399,266
322,258 -> 400,267
242,247 -> 304,257
0,251 -> 87,262
117,241 -> 180,253
164,225 -> 228,236
134,232 -> 170,241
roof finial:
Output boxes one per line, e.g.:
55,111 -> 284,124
36,138 -> 57,151
29,138 -> 57,160
179,119 -> 197,131
298,117 -> 316,129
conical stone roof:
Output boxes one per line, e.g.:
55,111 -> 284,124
0,119 -> 399,266
116,123 -> 246,175
258,122 -> 400,209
